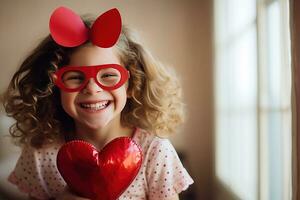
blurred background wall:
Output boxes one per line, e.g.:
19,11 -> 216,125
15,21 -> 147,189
0,0 -> 214,199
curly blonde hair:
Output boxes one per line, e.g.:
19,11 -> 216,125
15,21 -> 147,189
2,19 -> 185,148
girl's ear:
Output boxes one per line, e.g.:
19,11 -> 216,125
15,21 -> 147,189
50,73 -> 58,83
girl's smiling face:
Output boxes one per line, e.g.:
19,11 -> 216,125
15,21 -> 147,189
59,45 -> 128,131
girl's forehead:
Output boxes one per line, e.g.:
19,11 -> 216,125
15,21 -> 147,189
69,45 -> 121,66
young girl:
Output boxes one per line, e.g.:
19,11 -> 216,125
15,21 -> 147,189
2,7 -> 194,200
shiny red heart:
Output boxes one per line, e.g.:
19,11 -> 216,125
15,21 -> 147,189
57,137 -> 143,200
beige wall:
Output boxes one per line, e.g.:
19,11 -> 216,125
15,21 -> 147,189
0,0 -> 214,199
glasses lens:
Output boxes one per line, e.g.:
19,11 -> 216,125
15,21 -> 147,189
97,68 -> 121,87
62,70 -> 85,89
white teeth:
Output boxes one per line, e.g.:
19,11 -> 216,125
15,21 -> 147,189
80,101 -> 109,110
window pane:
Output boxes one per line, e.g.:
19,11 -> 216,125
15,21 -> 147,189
227,0 -> 256,36
259,1 -> 292,199
215,20 -> 258,200
214,0 -> 291,199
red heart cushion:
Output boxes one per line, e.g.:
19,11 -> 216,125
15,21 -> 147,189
57,137 -> 143,200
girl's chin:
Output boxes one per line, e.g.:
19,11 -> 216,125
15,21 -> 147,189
83,121 -> 110,130
74,118 -> 111,131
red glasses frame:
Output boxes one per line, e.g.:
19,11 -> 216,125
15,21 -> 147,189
54,64 -> 129,92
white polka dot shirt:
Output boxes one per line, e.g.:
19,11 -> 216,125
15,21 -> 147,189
8,128 -> 194,199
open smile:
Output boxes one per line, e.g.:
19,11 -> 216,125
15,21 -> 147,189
78,100 -> 111,112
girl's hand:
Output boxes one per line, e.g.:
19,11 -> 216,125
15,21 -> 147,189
56,187 -> 90,200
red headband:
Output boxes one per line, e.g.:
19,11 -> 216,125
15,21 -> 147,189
49,7 -> 122,48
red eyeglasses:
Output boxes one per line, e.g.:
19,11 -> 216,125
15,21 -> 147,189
54,64 -> 129,92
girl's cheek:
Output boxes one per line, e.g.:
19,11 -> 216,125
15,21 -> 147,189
60,92 -> 76,114
115,88 -> 128,110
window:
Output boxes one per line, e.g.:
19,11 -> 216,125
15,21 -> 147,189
214,0 -> 291,199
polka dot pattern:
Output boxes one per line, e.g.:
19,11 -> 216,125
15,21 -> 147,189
8,142 -> 65,199
119,129 -> 194,199
8,128 -> 193,199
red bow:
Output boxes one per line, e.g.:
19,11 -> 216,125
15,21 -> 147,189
49,7 -> 122,48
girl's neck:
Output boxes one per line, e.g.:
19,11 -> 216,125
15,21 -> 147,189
74,118 -> 134,150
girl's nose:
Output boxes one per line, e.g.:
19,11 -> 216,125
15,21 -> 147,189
82,78 -> 103,94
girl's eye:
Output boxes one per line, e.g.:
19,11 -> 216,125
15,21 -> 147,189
62,71 -> 85,82
97,68 -> 121,86
66,76 -> 84,80
101,74 -> 118,78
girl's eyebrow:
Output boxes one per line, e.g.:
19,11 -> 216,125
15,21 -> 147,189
63,64 -> 123,67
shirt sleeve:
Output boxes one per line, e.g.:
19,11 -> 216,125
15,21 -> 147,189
145,138 -> 194,199
7,143 -> 65,200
